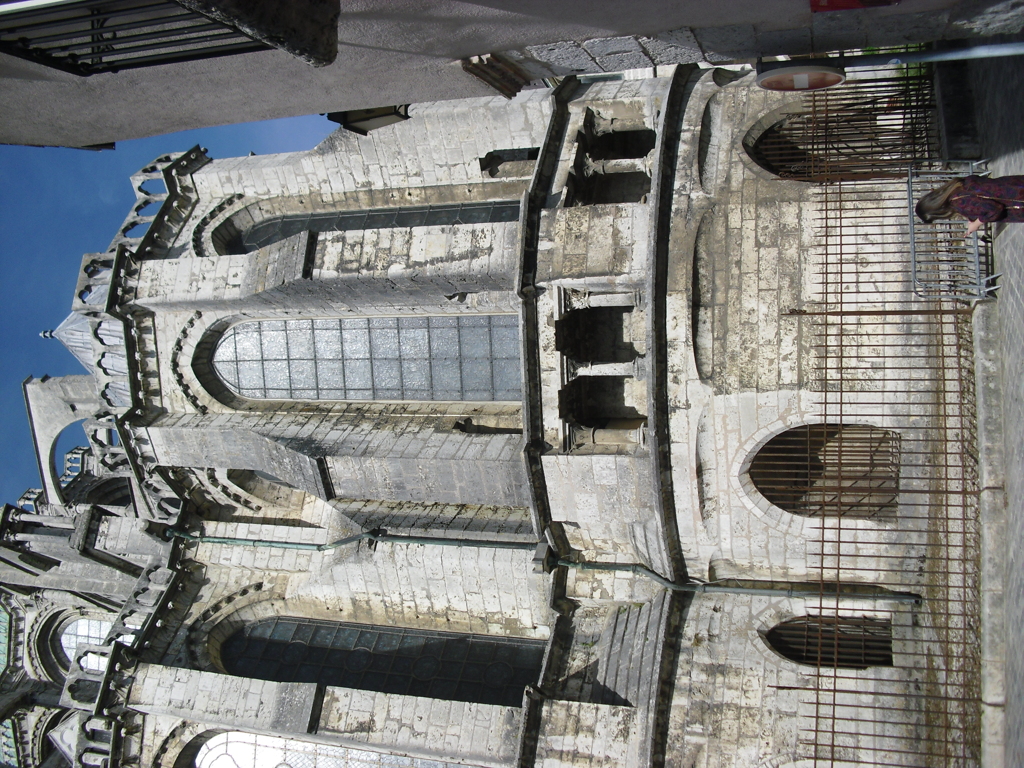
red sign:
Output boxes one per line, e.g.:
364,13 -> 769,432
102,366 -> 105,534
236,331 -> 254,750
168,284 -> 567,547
811,0 -> 899,11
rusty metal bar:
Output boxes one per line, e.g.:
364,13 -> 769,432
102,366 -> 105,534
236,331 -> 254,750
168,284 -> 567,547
791,61 -> 982,768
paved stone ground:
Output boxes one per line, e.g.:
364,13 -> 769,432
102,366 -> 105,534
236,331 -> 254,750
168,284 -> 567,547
968,38 -> 1024,768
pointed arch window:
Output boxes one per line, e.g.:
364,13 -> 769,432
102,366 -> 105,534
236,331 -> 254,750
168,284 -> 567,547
745,72 -> 937,182
765,616 -> 893,670
212,315 -> 522,402
216,200 -> 520,255
749,424 -> 899,518
195,731 -> 478,768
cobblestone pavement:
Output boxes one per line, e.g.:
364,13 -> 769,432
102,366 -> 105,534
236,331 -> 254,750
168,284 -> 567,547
968,38 -> 1024,768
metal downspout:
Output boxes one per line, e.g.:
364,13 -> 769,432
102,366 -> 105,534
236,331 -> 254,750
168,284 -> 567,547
166,529 -> 920,603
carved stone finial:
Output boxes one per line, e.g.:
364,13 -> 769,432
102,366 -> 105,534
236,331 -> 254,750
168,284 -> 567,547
40,330 -> 55,339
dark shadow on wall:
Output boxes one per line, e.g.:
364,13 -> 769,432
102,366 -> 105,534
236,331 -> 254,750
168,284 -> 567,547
220,201 -> 521,255
221,616 -> 546,707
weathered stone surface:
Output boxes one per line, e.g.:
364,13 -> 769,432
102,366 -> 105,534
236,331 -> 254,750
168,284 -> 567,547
1,62 -> 1001,768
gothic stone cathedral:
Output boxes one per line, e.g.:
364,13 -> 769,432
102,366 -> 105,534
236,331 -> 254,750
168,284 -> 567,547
0,64 -> 998,768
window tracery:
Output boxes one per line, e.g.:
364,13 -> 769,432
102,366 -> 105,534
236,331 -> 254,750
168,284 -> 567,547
212,316 -> 522,402
195,731 -> 477,768
60,618 -> 112,671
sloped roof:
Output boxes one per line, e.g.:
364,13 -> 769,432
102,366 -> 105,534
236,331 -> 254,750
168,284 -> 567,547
52,311 -> 95,374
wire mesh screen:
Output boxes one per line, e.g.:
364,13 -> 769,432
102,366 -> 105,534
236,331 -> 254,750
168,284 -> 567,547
795,174 -> 982,765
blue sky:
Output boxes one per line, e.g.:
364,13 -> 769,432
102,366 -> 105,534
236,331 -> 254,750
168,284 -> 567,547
0,115 -> 337,507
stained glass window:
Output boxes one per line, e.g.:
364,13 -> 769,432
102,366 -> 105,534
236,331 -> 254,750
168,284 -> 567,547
0,719 -> 17,767
212,316 -> 522,402
60,618 -> 113,671
0,605 -> 9,673
195,731 -> 483,768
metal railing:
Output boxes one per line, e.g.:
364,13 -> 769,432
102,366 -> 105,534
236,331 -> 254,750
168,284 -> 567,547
908,163 -> 999,300
0,0 -> 268,75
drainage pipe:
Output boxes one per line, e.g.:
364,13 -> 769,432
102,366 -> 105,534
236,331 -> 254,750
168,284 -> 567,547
557,558 -> 922,604
165,528 -> 539,552
166,528 -> 920,603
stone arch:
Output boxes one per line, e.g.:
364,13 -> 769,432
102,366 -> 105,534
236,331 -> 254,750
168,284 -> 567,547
173,729 -> 229,768
148,722 -> 226,768
187,316 -> 250,411
31,708 -> 69,768
195,179 -> 529,258
29,608 -> 71,684
185,583 -> 270,671
739,101 -> 807,181
746,423 -> 900,520
31,608 -> 116,683
761,614 -> 894,670
193,732 -> 450,768
697,91 -> 724,192
85,477 -> 133,508
222,469 -> 304,510
741,84 -> 932,183
44,421 -> 87,507
743,597 -> 901,678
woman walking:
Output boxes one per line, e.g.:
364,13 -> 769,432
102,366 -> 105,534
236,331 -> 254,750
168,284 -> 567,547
916,175 -> 1024,235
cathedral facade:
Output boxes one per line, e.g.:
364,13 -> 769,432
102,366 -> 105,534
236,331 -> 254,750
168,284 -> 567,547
0,63 -> 1000,768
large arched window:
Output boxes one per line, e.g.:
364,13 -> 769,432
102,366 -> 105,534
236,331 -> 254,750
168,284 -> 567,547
214,200 -> 520,255
196,731 -> 476,768
221,617 -> 544,707
211,316 -> 522,402
60,618 -> 112,671
749,424 -> 899,518
765,616 -> 893,670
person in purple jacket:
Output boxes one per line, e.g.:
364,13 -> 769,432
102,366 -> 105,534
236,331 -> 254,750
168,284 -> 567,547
916,175 -> 1024,235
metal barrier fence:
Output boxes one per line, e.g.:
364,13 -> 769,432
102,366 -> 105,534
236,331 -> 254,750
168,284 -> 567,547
909,164 -> 999,301
748,64 -> 936,184
796,173 -> 983,766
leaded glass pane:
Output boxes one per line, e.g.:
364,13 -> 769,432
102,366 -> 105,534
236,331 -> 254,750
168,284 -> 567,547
195,730 -> 484,768
0,605 -> 9,672
61,618 -> 113,670
212,316 -> 522,402
0,719 -> 17,768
